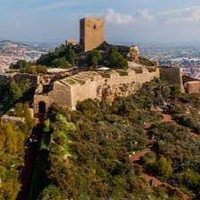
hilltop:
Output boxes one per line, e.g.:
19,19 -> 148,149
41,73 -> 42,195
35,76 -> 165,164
0,17 -> 200,200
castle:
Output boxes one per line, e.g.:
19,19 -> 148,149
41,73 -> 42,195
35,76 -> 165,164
0,17 -> 199,117
31,17 -> 200,114
33,17 -> 159,114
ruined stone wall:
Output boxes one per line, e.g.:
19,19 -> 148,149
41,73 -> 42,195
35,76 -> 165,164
160,67 -> 184,92
129,46 -> 140,62
49,81 -> 72,109
80,17 -> 105,52
70,79 -> 99,110
33,68 -> 160,113
0,73 -> 38,87
96,68 -> 160,102
14,73 -> 39,88
185,81 -> 200,94
68,68 -> 159,110
33,94 -> 53,115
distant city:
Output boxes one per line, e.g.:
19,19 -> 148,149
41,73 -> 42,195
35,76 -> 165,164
0,40 -> 54,72
140,44 -> 200,80
0,39 -> 200,80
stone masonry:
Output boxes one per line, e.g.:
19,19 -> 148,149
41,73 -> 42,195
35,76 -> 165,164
160,67 -> 185,92
80,17 -> 105,52
33,65 -> 160,113
185,81 -> 200,94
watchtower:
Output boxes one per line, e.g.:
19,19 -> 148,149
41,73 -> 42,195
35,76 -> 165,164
80,17 -> 105,52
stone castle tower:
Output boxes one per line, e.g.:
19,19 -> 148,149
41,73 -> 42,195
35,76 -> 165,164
80,17 -> 105,52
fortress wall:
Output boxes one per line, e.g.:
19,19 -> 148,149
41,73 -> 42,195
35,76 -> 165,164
160,67 -> 184,92
68,69 -> 160,110
13,73 -> 39,88
33,68 -> 160,113
94,69 -> 160,102
0,73 -> 39,87
160,67 -> 182,85
134,68 -> 160,83
104,71 -> 136,86
99,68 -> 159,88
70,79 -> 98,110
33,95 -> 53,115
49,82 -> 72,109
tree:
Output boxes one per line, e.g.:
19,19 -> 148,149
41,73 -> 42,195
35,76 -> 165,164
52,57 -> 71,68
37,44 -> 76,67
20,65 -> 47,74
181,169 -> 200,190
10,60 -> 27,69
39,185 -> 64,200
86,50 -> 102,68
107,47 -> 128,69
64,44 -> 76,65
155,156 -> 173,179
10,80 -> 24,101
10,79 -> 29,102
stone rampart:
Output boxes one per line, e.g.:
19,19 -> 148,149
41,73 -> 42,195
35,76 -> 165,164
0,73 -> 38,88
33,67 -> 160,113
96,68 -> 159,103
14,73 -> 39,88
40,68 -> 160,111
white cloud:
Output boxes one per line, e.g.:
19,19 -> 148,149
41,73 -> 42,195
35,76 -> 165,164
160,6 -> 200,24
159,7 -> 193,16
138,9 -> 153,21
191,8 -> 200,21
33,1 -> 77,12
105,9 -> 136,25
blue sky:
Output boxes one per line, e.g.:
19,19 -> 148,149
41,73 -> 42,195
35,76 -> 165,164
1,0 -> 200,44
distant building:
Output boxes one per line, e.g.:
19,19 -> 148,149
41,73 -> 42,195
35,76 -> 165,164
80,17 -> 105,52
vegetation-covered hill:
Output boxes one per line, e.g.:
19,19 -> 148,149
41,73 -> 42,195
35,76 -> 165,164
1,78 -> 200,199
0,103 -> 34,200
36,42 -> 129,70
34,80 -> 200,200
10,40 -> 158,74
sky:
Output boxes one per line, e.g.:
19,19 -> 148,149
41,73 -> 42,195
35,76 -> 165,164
1,0 -> 200,44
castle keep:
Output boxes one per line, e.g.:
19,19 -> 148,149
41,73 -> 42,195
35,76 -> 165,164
80,17 -> 105,52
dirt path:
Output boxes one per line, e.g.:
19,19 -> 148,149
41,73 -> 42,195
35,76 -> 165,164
161,114 -> 173,122
128,149 -> 152,162
128,148 -> 191,200
142,171 -> 191,200
128,116 -> 191,200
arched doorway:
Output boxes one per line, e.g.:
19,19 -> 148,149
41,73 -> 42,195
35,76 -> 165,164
38,101 -> 46,114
